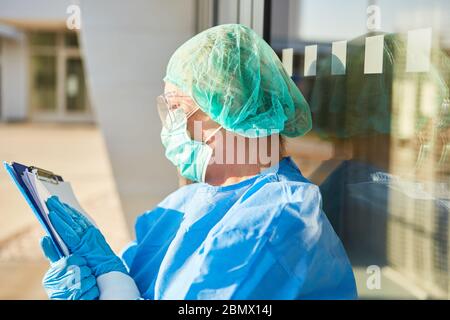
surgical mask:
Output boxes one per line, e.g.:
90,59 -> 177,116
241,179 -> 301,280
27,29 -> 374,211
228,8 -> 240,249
160,108 -> 221,183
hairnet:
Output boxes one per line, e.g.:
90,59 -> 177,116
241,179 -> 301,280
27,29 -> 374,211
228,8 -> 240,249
164,24 -> 312,138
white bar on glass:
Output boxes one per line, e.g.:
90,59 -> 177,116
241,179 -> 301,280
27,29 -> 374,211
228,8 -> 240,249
406,28 -> 432,73
282,48 -> 294,77
332,40 -> 347,75
364,35 -> 384,74
304,45 -> 317,77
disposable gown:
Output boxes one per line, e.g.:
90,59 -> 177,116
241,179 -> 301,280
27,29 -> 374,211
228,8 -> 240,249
121,157 -> 357,299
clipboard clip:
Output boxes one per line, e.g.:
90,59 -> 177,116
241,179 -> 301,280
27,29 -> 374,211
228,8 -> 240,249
29,166 -> 61,185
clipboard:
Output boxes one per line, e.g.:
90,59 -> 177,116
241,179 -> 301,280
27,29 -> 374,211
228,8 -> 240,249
3,161 -> 93,258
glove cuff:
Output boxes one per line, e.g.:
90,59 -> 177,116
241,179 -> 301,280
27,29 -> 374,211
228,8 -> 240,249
97,271 -> 141,300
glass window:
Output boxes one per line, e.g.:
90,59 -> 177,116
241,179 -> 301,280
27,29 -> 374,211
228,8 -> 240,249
65,58 -> 87,112
30,55 -> 57,111
64,31 -> 79,47
28,32 -> 57,47
28,31 -> 90,119
270,0 -> 450,299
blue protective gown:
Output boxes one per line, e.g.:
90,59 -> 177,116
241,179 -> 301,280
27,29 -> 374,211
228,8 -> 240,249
121,157 -> 357,299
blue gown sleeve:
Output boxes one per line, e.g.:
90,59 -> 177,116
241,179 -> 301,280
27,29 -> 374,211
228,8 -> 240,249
121,206 -> 185,299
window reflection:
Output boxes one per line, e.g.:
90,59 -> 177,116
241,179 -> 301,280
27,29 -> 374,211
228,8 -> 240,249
30,55 -> 57,112
66,58 -> 86,112
270,0 -> 450,299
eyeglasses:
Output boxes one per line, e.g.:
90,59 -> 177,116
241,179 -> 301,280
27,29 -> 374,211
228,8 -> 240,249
156,91 -> 200,129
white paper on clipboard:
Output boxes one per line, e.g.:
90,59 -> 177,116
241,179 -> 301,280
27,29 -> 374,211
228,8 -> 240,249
24,170 -> 97,256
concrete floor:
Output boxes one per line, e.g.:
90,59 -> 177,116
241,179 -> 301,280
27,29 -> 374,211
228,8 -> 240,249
0,123 -> 130,299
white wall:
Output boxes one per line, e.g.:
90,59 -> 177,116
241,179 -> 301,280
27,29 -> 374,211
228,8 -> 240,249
79,0 -> 197,235
0,0 -> 70,21
1,34 -> 28,121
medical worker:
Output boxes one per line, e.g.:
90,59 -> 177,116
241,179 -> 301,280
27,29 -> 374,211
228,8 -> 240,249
40,24 -> 357,300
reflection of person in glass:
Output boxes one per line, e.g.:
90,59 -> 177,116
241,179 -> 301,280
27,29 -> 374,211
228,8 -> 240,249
308,32 -> 450,262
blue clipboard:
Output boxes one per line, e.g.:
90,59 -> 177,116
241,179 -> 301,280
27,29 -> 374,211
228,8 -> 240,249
3,161 -> 66,258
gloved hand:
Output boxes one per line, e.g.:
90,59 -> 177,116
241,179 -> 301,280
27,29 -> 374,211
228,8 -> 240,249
41,236 -> 99,300
46,196 -> 127,277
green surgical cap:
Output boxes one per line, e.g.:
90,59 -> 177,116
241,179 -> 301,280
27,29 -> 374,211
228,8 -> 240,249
164,24 -> 312,138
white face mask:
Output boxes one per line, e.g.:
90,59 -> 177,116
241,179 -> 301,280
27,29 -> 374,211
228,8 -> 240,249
160,108 -> 221,183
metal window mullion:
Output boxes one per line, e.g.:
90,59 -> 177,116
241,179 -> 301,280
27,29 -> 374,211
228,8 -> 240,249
65,47 -> 81,58
217,0 -> 239,24
252,0 -> 265,37
239,0 -> 253,28
196,0 -> 215,32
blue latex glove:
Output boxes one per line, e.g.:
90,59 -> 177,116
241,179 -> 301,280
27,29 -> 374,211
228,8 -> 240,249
46,196 -> 127,277
41,236 -> 99,300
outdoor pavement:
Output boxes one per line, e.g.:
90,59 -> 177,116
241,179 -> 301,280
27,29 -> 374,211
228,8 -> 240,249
0,123 -> 130,299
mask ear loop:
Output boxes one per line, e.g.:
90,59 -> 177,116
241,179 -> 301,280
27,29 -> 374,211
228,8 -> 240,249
204,126 -> 223,144
185,106 -> 200,119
